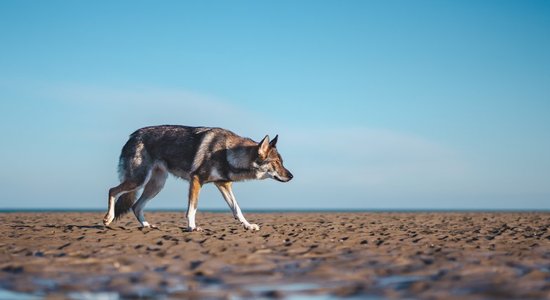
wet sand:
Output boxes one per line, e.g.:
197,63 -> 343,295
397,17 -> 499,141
1,211 -> 549,299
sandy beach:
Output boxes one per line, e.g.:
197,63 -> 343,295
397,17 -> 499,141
0,211 -> 549,299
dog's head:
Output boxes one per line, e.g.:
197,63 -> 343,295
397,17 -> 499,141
254,135 -> 293,182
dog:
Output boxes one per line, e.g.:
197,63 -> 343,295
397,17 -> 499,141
103,125 -> 293,231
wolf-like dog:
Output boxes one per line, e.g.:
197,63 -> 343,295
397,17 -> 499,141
103,125 -> 293,231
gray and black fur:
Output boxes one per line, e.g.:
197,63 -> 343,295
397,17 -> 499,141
103,125 -> 293,231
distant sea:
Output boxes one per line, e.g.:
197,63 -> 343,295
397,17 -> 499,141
1,208 -> 548,213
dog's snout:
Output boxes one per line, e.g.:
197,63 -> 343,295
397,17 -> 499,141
287,171 -> 293,181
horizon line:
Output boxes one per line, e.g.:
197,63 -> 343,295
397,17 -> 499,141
1,208 -> 549,213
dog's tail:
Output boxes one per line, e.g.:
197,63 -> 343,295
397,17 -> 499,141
114,191 -> 136,220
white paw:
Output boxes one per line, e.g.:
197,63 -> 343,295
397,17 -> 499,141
244,223 -> 260,231
141,223 -> 159,229
187,226 -> 203,232
103,213 -> 114,226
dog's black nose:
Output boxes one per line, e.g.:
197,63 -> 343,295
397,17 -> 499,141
287,172 -> 293,180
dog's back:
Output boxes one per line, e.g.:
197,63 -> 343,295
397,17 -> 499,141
118,125 -> 258,182
120,125 -> 203,181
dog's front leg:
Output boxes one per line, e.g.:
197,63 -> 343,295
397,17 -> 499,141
186,175 -> 203,232
215,182 -> 259,231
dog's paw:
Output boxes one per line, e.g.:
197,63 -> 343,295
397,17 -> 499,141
187,226 -> 203,232
103,214 -> 114,226
244,223 -> 260,231
141,223 -> 159,230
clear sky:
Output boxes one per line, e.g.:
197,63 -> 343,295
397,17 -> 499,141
0,1 -> 549,210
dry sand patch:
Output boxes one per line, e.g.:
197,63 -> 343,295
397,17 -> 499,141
0,212 -> 549,299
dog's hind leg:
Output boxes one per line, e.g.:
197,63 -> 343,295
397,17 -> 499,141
186,175 -> 203,232
104,179 -> 145,226
215,182 -> 259,231
132,164 -> 168,228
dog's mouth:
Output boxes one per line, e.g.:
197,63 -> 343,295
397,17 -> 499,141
274,176 -> 285,182
274,175 -> 292,182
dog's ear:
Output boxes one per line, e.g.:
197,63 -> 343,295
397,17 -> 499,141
258,135 -> 270,159
269,134 -> 278,148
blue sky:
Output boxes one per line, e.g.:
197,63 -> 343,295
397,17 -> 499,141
0,1 -> 549,210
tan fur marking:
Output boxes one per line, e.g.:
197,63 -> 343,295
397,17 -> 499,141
188,175 -> 202,210
216,181 -> 232,189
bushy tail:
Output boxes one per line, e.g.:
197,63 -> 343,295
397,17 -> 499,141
114,191 -> 136,220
